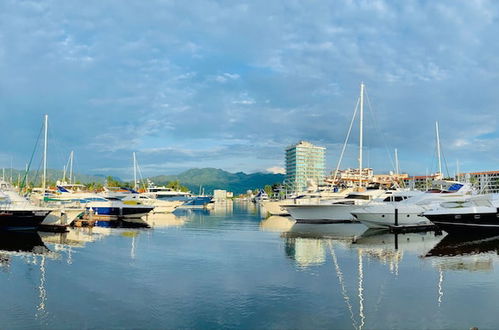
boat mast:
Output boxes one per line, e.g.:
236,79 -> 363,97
42,114 -> 48,193
395,148 -> 399,177
69,151 -> 74,184
133,152 -> 137,190
359,83 -> 364,188
435,121 -> 442,177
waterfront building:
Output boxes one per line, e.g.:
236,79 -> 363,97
402,174 -> 442,190
285,141 -> 326,193
458,170 -> 499,193
213,189 -> 233,202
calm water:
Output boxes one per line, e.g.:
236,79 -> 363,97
1,201 -> 499,329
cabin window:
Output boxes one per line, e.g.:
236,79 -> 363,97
345,195 -> 371,200
407,215 -> 410,217
381,215 -> 385,217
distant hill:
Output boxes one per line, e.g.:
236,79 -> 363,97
0,168 -> 110,185
148,168 -> 284,195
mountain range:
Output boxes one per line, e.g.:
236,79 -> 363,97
148,168 -> 284,195
2,167 -> 284,194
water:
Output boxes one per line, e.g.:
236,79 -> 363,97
1,201 -> 498,329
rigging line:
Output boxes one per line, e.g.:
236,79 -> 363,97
48,122 -> 67,178
21,122 -> 44,189
332,97 -> 360,185
440,147 -> 451,179
364,88 -> 396,173
136,158 -> 147,190
429,140 -> 437,177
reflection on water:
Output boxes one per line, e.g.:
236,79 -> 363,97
260,216 -> 295,232
285,237 -> 328,267
3,204 -> 499,328
145,213 -> 188,228
425,234 -> 499,273
286,222 -> 368,240
210,200 -> 234,216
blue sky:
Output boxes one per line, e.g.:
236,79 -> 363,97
1,0 -> 499,179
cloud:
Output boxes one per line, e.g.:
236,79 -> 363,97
214,72 -> 241,83
266,167 -> 285,175
1,0 -> 499,176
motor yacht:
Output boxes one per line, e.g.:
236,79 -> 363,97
0,181 -> 51,230
284,189 -> 392,223
352,181 -> 473,229
423,193 -> 499,235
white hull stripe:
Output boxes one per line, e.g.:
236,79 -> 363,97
433,221 -> 499,228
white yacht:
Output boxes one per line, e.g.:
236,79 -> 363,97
352,181 -> 474,229
284,189 -> 393,223
0,181 -> 52,230
121,194 -> 183,213
260,188 -> 353,216
143,182 -> 191,200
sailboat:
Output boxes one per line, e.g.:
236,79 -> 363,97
352,122 -> 473,229
121,152 -> 183,213
284,83 -> 391,223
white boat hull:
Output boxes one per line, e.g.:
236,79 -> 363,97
353,207 -> 432,229
260,200 -> 292,216
285,204 -> 360,223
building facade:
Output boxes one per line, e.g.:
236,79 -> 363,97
285,141 -> 326,193
458,171 -> 499,193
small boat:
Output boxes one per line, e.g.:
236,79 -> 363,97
84,197 -> 154,227
179,196 -> 213,208
252,190 -> 269,203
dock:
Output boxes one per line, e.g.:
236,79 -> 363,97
38,224 -> 69,233
388,224 -> 440,234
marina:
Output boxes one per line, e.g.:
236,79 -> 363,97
3,1 -> 499,327
1,202 -> 499,329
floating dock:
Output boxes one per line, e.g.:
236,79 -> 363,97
388,224 -> 440,234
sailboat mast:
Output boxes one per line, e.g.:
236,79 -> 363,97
395,148 -> 399,177
359,83 -> 364,188
435,121 -> 442,177
69,151 -> 74,184
42,114 -> 48,192
133,152 -> 137,190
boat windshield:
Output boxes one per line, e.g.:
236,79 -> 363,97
345,194 -> 371,200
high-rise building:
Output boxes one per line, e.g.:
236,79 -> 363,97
285,141 -> 326,193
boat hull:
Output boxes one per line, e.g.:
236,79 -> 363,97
425,211 -> 499,235
353,211 -> 431,229
285,204 -> 359,223
86,206 -> 154,219
0,210 -> 50,231
260,200 -> 291,216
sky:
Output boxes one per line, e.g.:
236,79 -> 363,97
1,0 -> 499,179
